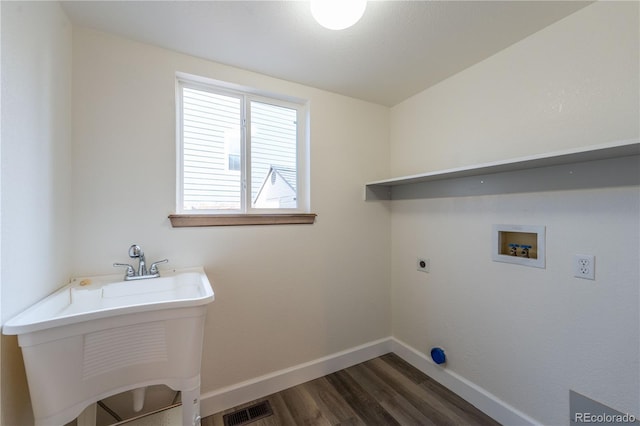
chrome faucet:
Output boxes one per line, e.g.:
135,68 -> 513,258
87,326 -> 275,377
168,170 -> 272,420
129,244 -> 147,276
113,244 -> 168,281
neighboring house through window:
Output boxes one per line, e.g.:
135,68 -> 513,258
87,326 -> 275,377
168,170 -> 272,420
254,166 -> 297,208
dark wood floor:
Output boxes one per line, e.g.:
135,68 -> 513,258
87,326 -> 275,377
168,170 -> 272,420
203,353 -> 501,426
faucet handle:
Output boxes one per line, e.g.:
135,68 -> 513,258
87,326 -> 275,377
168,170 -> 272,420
113,263 -> 135,277
149,259 -> 168,275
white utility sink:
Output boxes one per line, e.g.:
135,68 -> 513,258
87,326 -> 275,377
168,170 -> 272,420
3,267 -> 214,426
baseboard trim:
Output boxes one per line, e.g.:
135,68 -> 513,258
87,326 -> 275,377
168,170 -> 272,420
390,337 -> 541,426
199,337 -> 393,417
200,336 -> 540,425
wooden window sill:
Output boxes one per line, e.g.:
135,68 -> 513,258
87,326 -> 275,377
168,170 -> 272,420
168,213 -> 317,227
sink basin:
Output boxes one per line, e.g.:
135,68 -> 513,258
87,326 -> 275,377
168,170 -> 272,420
3,267 -> 214,426
3,267 -> 214,335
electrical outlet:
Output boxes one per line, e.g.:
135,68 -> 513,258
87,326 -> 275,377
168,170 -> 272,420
417,258 -> 430,273
574,254 -> 595,280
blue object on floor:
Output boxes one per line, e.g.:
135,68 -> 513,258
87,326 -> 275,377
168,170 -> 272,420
430,347 -> 446,365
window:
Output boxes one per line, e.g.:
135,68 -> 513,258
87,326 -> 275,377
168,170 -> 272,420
172,75 -> 314,226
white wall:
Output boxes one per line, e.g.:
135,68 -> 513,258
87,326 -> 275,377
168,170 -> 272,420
1,2 -> 72,424
1,3 -> 3,421
71,27 -> 391,395
390,2 -> 638,177
389,2 -> 639,425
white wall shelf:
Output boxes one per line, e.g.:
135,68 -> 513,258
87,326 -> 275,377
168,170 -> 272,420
365,139 -> 640,200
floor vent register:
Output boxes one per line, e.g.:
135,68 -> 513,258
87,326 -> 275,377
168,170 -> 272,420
223,400 -> 274,426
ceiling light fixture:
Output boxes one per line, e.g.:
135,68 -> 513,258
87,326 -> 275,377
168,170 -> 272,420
310,0 -> 367,31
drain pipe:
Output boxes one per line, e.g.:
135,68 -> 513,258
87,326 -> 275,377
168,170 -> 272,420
132,387 -> 147,412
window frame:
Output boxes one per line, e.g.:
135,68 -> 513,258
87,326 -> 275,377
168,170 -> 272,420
173,73 -> 314,227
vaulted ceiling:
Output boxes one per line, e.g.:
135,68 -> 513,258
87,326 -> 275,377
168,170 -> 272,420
61,1 -> 591,106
